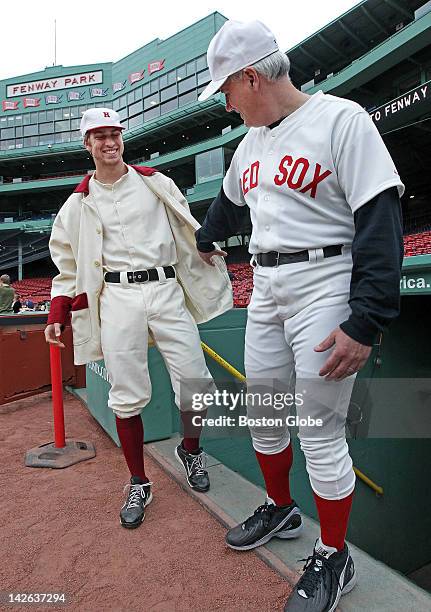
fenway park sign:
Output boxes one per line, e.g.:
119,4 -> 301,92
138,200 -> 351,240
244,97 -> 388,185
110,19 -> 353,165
369,80 -> 430,134
7,71 -> 103,98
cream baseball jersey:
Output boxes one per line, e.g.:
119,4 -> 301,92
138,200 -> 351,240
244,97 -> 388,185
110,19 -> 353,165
223,91 -> 405,254
90,165 -> 177,271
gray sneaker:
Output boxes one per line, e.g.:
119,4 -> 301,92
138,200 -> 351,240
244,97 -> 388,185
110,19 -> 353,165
120,477 -> 153,529
226,501 -> 303,550
284,540 -> 357,611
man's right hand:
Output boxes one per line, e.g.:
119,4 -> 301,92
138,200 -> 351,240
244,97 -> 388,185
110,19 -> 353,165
44,323 -> 65,348
197,249 -> 227,266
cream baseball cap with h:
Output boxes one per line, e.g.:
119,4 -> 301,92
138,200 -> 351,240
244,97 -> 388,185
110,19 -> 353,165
198,20 -> 279,102
80,108 -> 124,137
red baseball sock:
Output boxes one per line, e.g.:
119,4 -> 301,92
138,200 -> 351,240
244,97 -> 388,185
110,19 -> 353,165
115,415 -> 148,482
313,490 -> 354,551
255,443 -> 293,506
181,411 -> 204,453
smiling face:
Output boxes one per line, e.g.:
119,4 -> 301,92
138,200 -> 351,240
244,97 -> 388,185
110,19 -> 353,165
84,127 -> 124,170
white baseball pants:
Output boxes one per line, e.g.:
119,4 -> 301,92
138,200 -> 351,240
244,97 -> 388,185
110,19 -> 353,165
245,248 -> 357,500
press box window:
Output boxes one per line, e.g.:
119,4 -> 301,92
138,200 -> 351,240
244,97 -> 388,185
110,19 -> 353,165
55,119 -> 70,132
39,122 -> 54,135
1,127 -> 14,139
160,84 -> 177,102
178,75 -> 196,94
177,65 -> 187,81
128,114 -> 143,129
196,148 -> 224,184
23,124 -> 38,137
160,98 -> 178,114
186,60 -> 196,76
144,106 -> 160,122
196,55 -> 207,71
144,94 -> 159,110
178,90 -> 197,107
129,100 -> 143,115
198,69 -> 210,86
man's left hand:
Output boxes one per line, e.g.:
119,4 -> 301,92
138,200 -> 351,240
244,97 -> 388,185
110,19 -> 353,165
314,327 -> 372,381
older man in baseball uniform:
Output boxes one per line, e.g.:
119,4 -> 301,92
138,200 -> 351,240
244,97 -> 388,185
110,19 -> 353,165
196,21 -> 403,612
45,108 -> 232,529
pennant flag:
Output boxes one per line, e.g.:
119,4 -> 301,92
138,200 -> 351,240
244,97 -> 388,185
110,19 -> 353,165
2,100 -> 19,111
129,71 -> 145,84
90,88 -> 108,98
23,97 -> 40,108
112,81 -> 126,93
68,91 -> 85,101
45,94 -> 62,104
148,60 -> 165,75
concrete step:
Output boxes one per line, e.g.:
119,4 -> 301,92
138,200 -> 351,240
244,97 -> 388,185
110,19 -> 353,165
146,434 -> 431,612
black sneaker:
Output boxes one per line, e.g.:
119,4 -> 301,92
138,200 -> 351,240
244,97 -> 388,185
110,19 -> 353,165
175,444 -> 210,492
225,501 -> 302,550
284,539 -> 357,611
120,477 -> 153,529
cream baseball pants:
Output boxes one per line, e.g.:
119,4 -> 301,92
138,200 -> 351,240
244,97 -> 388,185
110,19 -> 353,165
100,276 -> 214,419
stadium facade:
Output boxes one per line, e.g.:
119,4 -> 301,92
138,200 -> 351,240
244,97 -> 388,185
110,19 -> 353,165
1,1 -> 431,278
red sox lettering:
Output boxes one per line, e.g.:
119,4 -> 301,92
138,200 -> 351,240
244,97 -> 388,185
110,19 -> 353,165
240,155 -> 332,199
241,161 -> 260,194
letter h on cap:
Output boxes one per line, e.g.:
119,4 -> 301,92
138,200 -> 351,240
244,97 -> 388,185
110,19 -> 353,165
103,112 -> 110,117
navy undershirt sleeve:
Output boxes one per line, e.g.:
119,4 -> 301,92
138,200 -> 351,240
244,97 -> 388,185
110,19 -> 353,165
195,187 -> 247,252
339,187 -> 404,345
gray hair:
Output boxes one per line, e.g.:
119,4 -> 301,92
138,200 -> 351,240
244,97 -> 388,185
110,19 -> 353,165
0,274 -> 11,284
231,50 -> 290,82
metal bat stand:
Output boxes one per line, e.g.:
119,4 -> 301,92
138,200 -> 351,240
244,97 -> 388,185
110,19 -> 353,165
25,439 -> 96,469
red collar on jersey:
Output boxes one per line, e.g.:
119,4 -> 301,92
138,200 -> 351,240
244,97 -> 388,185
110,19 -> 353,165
74,165 -> 158,195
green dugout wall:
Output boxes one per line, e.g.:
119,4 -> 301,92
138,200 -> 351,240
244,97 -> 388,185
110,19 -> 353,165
85,257 -> 431,575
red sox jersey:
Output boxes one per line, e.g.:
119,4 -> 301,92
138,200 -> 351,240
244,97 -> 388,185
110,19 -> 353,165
223,90 -> 405,254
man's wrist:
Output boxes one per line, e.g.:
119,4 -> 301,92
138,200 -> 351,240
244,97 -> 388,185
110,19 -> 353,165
196,241 -> 216,253
47,296 -> 72,326
339,317 -> 378,346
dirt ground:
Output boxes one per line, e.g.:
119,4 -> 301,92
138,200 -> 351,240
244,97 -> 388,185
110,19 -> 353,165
0,391 -> 292,612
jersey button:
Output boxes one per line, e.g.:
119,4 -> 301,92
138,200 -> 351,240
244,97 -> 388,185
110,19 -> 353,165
96,228 -> 102,234
265,225 -> 270,231
264,195 -> 270,201
94,261 -> 101,267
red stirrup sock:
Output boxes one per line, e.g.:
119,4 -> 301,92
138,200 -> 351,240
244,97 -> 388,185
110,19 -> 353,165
313,490 -> 354,551
255,443 -> 293,506
181,410 -> 205,453
115,414 -> 148,482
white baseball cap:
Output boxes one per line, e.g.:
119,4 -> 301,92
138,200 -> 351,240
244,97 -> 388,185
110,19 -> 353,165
198,20 -> 279,102
80,108 -> 124,137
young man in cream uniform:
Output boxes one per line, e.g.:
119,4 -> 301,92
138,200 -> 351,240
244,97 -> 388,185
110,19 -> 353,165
45,108 -> 232,529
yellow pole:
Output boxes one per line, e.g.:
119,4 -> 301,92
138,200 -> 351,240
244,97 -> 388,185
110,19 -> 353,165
201,342 -> 246,383
201,341 -> 384,496
353,467 -> 384,496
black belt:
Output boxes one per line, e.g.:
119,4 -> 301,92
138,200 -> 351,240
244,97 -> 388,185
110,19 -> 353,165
104,266 -> 176,284
256,244 -> 343,267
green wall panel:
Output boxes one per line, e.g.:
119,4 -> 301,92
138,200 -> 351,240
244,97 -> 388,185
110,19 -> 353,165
86,346 -> 176,446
